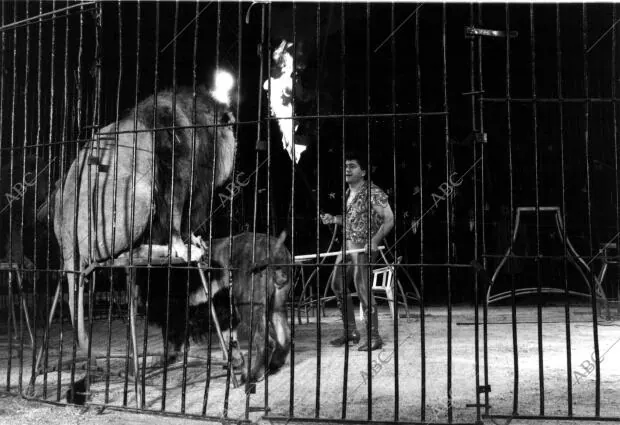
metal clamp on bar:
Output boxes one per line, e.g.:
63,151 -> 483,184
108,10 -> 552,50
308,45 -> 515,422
465,26 -> 518,39
87,156 -> 109,172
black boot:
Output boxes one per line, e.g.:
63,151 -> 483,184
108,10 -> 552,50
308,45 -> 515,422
330,295 -> 360,346
358,307 -> 383,351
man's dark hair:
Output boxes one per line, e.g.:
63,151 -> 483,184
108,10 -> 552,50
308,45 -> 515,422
345,150 -> 368,173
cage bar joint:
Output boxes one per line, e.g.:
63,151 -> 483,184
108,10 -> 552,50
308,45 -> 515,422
256,139 -> 268,151
477,384 -> 491,394
451,132 -> 487,147
465,26 -> 518,39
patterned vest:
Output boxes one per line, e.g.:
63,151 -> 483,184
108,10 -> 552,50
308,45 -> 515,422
344,181 -> 389,245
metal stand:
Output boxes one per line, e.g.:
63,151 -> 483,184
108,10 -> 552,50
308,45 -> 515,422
486,206 -> 608,308
30,245 -> 240,406
0,261 -> 35,348
595,242 -> 620,318
359,256 -> 412,321
295,247 -> 419,321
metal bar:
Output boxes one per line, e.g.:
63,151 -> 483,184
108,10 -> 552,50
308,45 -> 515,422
314,3 -> 323,419
143,1 -> 160,411
17,0 -> 32,396
487,414 -> 620,422
290,2 -> 297,417
206,0 -> 222,406
339,3 -> 353,420
3,112 -> 447,147
266,416 -> 479,425
85,0 -> 104,408
160,1 -> 180,411
124,0 -> 142,408
444,3 -> 452,423
6,266 -> 14,392
12,259 -> 481,269
196,268 -> 231,365
179,0 -> 201,410
612,0 -> 620,363
374,4 -> 423,53
483,97 -> 619,103
529,4 -> 545,416
365,3 -> 372,419
67,0 -> 86,404
264,3 -> 272,412
582,3 -> 602,417
104,0 -> 123,405
31,121 -> 240,140
56,0 -> 71,403
203,0 -> 218,409
475,6 -> 491,421
41,0 -> 58,401
468,5 -> 484,420
442,3 -> 453,423
239,0 -> 255,417
180,0 -> 203,413
305,261 -> 475,269
556,3 -> 574,417
247,1 -> 265,417
414,6 -> 426,422
483,253 -> 601,261
0,0 -> 4,298
266,111 -> 449,120
471,4 -> 484,420
218,1 -> 236,418
62,400 -> 252,424
390,3 -> 400,421
84,3 -> 94,388
119,268 -> 135,407
0,1 -> 96,33
140,266 -> 153,409
29,0 -> 44,398
103,256 -> 115,404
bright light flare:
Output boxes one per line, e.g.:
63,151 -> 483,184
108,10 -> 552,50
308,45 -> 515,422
263,40 -> 304,163
212,70 -> 235,105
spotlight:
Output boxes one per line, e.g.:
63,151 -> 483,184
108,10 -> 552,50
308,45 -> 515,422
212,69 -> 235,105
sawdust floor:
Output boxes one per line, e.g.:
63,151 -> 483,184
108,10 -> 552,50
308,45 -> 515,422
2,304 -> 620,424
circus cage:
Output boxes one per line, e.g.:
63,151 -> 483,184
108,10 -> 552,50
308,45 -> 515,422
1,2 -> 620,425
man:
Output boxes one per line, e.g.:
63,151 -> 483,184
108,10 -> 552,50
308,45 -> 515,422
321,151 -> 394,351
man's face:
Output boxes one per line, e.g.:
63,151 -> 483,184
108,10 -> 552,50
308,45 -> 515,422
345,160 -> 366,184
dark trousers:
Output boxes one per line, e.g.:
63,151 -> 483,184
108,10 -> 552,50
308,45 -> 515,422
330,249 -> 379,313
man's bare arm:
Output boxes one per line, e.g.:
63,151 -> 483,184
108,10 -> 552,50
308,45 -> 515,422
370,203 -> 394,249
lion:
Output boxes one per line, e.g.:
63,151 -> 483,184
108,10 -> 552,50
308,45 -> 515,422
206,232 -> 292,384
53,86 -> 236,350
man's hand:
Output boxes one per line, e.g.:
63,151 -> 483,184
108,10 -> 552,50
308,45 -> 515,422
364,239 -> 379,254
320,213 -> 339,225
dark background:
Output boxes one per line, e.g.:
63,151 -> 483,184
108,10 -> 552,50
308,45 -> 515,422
1,1 -> 618,304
